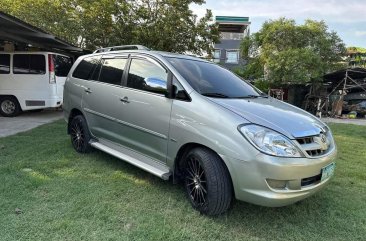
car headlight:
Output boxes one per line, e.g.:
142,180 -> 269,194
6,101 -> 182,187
238,124 -> 303,157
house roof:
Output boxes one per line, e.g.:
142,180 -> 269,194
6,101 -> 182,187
0,11 -> 83,53
324,68 -> 366,83
215,16 -> 250,24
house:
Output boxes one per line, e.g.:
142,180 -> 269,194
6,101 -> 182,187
346,47 -> 366,68
214,16 -> 251,69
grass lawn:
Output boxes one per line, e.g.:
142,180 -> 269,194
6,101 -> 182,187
0,120 -> 365,241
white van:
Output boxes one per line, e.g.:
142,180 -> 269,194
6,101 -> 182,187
0,52 -> 73,117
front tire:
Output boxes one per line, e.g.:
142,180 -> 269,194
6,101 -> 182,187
183,147 -> 232,216
0,96 -> 21,117
70,115 -> 92,153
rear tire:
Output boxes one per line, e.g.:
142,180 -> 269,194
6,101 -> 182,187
0,96 -> 21,117
70,115 -> 93,153
183,147 -> 232,216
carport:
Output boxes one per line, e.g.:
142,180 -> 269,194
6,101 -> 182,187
0,11 -> 83,55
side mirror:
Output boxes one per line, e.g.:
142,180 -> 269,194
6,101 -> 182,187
143,77 -> 168,95
171,84 -> 189,101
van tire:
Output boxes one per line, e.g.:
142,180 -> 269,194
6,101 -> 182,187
183,147 -> 232,216
70,115 -> 93,153
0,96 -> 22,117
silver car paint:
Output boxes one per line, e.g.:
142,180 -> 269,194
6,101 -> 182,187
64,50 -> 337,207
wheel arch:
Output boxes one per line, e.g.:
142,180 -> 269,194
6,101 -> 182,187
0,95 -> 22,110
173,142 -> 234,191
67,108 -> 84,134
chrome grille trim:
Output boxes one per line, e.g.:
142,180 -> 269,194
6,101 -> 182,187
295,132 -> 331,157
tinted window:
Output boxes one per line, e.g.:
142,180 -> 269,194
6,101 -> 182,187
167,57 -> 261,98
72,56 -> 100,80
127,58 -> 168,94
0,54 -> 10,74
54,55 -> 73,77
98,58 -> 127,85
30,55 -> 46,74
13,54 -> 46,74
90,62 -> 102,81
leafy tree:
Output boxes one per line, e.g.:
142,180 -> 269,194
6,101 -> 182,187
239,18 -> 346,84
0,0 -> 219,54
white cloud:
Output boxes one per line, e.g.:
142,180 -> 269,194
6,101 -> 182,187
355,31 -> 366,37
191,0 -> 366,23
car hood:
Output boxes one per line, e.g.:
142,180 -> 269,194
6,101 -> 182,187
209,97 -> 326,139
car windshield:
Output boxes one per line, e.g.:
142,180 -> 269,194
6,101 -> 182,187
167,57 -> 263,98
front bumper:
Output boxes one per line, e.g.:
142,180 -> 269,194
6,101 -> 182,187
221,147 -> 337,207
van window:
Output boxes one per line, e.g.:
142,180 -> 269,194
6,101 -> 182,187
72,56 -> 100,80
98,58 -> 127,85
13,54 -> 46,74
54,55 -> 73,77
0,54 -> 10,74
127,58 -> 168,94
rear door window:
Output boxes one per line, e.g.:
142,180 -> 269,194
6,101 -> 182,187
13,54 -> 46,74
72,56 -> 100,80
0,54 -> 10,74
98,58 -> 127,86
54,55 -> 73,77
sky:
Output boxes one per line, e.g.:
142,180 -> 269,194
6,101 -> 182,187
190,0 -> 366,48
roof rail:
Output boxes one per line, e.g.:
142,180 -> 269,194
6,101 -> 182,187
93,45 -> 150,53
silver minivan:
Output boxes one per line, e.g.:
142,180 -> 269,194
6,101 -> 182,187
63,48 -> 337,215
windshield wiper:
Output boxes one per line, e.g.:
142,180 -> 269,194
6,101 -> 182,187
237,94 -> 268,99
201,92 -> 230,98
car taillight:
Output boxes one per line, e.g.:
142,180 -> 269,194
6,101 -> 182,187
48,54 -> 56,84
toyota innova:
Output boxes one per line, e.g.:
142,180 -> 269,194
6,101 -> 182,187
63,47 -> 337,215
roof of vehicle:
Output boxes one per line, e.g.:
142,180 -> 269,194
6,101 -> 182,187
87,49 -> 210,63
93,45 -> 150,53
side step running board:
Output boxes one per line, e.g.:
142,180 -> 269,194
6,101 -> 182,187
90,141 -> 171,180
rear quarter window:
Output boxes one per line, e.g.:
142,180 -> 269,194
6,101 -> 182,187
0,54 -> 10,74
72,56 -> 100,80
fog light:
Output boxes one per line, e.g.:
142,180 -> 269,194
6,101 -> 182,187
266,179 -> 288,189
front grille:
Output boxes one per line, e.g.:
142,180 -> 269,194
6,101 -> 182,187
296,132 -> 331,157
296,137 -> 313,145
306,149 -> 325,156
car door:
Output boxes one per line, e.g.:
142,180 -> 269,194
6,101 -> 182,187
81,55 -> 129,141
113,55 -> 172,163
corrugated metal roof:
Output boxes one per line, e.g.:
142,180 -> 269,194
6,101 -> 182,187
0,11 -> 83,53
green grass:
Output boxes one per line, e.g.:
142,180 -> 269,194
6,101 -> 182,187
0,121 -> 365,241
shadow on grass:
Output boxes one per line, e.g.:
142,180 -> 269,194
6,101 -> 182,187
1,120 -> 364,240
83,148 -> 352,240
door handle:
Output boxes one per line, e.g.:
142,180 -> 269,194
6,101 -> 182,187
119,96 -> 130,103
84,88 -> 92,94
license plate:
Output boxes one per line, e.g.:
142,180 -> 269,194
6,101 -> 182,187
321,162 -> 335,181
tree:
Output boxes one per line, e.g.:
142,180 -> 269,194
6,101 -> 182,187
0,0 -> 219,54
239,18 -> 346,84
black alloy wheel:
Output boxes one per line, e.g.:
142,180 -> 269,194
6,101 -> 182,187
183,147 -> 232,216
70,115 -> 92,153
